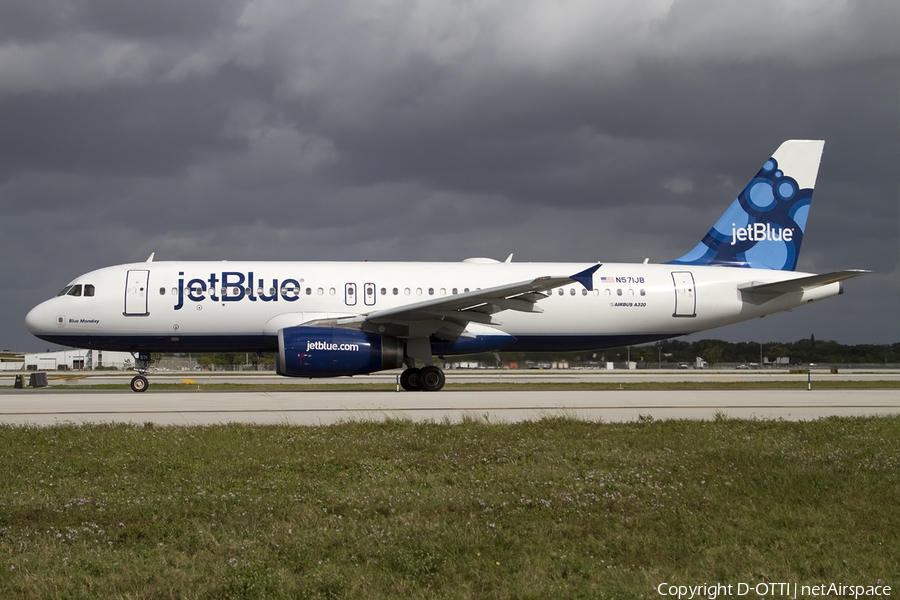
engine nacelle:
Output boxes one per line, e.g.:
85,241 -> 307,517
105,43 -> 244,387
276,326 -> 404,377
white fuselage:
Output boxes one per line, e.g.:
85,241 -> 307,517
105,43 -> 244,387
25,259 -> 842,354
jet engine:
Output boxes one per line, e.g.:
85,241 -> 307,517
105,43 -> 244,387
276,326 -> 404,377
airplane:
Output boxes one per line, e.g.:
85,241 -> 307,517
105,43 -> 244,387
25,140 -> 868,392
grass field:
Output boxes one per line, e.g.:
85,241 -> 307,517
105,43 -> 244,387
0,416 -> 897,598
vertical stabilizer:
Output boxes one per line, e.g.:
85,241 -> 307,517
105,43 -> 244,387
667,140 -> 825,270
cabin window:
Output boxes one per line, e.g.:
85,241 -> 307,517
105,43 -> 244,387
557,289 -> 564,296
640,289 -> 646,296
570,288 -> 576,296
617,289 -> 623,296
380,288 -> 386,295
306,288 -> 313,295
582,289 -> 588,296
404,288 -> 410,296
452,288 -> 458,295
317,288 -> 324,296
428,288 -> 434,296
416,288 -> 423,296
392,288 -> 399,295
159,287 -> 166,296
330,288 -> 336,296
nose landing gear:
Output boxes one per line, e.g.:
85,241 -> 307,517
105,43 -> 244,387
130,351 -> 151,393
130,375 -> 149,392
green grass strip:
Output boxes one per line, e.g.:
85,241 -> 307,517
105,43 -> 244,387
0,417 -> 897,598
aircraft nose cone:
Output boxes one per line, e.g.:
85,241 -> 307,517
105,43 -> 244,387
25,302 -> 52,334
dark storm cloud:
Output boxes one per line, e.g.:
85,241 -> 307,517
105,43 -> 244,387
0,0 -> 245,43
74,0 -> 245,40
0,79 -> 246,179
1,0 -> 898,350
0,1 -> 74,42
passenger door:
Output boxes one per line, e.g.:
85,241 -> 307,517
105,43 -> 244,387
671,271 -> 696,317
124,269 -> 150,316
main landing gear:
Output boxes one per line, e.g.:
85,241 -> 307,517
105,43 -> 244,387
130,351 -> 151,393
399,366 -> 446,392
399,337 -> 445,391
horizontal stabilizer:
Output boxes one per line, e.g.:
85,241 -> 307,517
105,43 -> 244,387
738,270 -> 870,295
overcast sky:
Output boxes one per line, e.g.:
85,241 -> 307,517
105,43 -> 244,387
2,0 -> 898,352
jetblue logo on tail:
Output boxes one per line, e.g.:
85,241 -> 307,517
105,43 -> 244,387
731,223 -> 794,245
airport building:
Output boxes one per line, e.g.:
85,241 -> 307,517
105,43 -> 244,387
21,349 -> 135,371
0,351 -> 24,372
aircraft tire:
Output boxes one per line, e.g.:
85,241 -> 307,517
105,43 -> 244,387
400,368 -> 421,391
419,366 -> 445,392
130,375 -> 149,393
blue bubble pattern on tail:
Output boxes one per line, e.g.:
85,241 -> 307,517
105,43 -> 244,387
667,154 -> 814,271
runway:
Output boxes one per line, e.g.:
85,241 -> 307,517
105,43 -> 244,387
0,388 -> 898,426
2,367 -> 899,387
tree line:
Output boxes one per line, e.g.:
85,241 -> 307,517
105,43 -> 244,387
483,336 -> 900,367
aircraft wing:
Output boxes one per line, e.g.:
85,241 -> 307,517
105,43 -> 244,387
738,270 -> 870,295
303,264 -> 600,340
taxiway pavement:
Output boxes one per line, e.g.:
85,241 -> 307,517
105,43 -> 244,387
0,388 -> 897,426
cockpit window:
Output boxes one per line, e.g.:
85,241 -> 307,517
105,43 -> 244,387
57,283 -> 95,297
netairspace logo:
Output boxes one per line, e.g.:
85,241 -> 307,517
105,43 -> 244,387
656,581 -> 891,599
731,223 -> 794,245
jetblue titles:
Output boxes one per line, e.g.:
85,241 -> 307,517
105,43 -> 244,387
306,340 -> 360,352
174,271 -> 302,310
